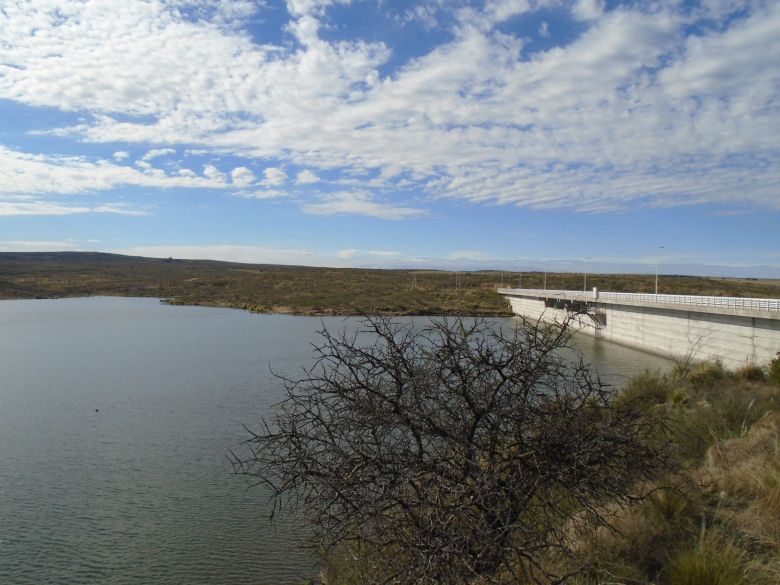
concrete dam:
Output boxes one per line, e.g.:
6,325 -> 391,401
498,288 -> 780,369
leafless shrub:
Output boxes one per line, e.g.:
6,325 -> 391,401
231,316 -> 673,584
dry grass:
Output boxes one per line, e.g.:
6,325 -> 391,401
705,413 -> 780,556
540,364 -> 780,585
666,529 -> 750,585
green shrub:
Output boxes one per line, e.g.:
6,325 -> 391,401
618,370 -> 670,407
688,360 -> 733,391
737,363 -> 766,382
769,352 -> 780,387
670,387 -> 691,408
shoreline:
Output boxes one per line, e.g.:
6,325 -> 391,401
0,293 -> 515,318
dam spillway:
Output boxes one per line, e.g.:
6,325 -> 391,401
498,288 -> 780,369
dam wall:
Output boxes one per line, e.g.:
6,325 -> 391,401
499,289 -> 780,369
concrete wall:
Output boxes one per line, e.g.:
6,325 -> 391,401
505,294 -> 780,369
506,297 -> 548,322
506,296 -> 598,334
597,304 -> 780,368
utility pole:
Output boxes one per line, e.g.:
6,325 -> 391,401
584,257 -> 591,292
655,246 -> 665,295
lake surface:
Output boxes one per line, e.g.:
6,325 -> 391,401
0,297 -> 671,584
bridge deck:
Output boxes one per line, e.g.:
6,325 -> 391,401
498,288 -> 780,316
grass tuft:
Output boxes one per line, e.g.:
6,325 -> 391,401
667,530 -> 749,585
737,363 -> 767,383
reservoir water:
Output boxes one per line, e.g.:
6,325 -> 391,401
0,297 -> 672,584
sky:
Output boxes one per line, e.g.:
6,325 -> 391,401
1,0 -> 779,276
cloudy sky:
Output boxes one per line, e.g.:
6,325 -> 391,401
1,0 -> 778,275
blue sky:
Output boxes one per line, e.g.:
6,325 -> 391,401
1,0 -> 779,276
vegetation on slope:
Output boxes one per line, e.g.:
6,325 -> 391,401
318,355 -> 780,584
559,357 -> 780,585
1,252 -> 779,317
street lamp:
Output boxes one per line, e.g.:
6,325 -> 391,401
583,257 -> 591,292
655,246 -> 664,295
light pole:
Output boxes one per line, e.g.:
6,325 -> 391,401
655,246 -> 664,295
583,257 -> 591,292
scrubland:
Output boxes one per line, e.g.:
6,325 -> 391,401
1,252 -> 778,317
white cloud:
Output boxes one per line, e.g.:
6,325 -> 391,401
0,200 -> 146,217
230,166 -> 256,187
701,0 -> 754,21
141,148 -> 176,161
302,191 -> 427,219
286,0 -> 350,18
203,164 -> 228,183
112,243 -> 404,268
448,250 -> 489,261
236,189 -> 287,199
660,6 -> 780,100
113,151 -> 129,161
262,167 -> 288,186
481,0 -> 532,27
538,21 -> 550,38
338,248 -> 400,258
0,145 -> 243,218
401,4 -> 441,29
571,0 -> 605,21
0,0 -> 778,213
0,145 -> 230,198
296,169 -> 320,184
114,244 -> 325,266
0,240 -> 83,251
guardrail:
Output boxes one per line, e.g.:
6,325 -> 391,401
497,288 -> 780,313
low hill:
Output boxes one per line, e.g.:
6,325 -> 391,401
0,252 -> 778,316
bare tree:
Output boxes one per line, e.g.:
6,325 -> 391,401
231,316 -> 671,584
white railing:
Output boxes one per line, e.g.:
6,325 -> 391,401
497,288 -> 780,313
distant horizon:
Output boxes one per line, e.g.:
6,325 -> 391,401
1,1 -> 778,273
4,248 -> 779,280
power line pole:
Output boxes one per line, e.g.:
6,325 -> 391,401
655,246 -> 664,295
583,257 -> 591,291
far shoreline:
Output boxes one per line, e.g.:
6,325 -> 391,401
0,293 -> 514,318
